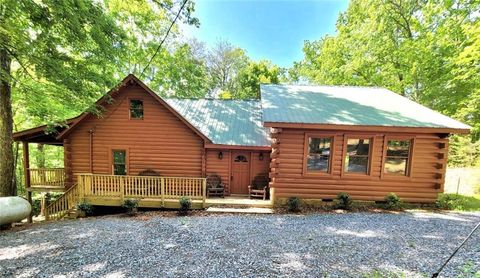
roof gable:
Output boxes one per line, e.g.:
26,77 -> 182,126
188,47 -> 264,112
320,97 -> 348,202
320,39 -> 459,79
260,84 -> 471,133
56,74 -> 211,142
166,99 -> 270,147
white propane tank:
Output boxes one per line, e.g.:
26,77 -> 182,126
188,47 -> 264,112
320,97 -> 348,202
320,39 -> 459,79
0,196 -> 32,225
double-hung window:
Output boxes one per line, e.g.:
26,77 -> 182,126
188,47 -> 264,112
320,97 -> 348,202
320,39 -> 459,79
344,138 -> 371,174
306,136 -> 333,173
112,150 -> 127,175
384,139 -> 412,176
130,99 -> 144,119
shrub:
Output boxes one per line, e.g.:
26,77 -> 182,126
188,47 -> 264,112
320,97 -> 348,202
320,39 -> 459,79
383,193 -> 402,210
179,197 -> 192,214
122,199 -> 139,215
437,193 -> 464,210
286,197 -> 301,212
31,197 -> 42,217
76,202 -> 94,216
335,192 -> 352,210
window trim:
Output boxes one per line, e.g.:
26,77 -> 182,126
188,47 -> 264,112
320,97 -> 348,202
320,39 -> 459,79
129,98 -> 144,120
381,136 -> 415,179
341,135 -> 374,177
110,147 -> 129,175
302,133 -> 336,176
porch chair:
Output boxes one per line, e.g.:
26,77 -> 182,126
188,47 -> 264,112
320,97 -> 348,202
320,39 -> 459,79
248,173 -> 269,200
138,169 -> 161,176
206,174 -> 225,198
137,169 -> 161,196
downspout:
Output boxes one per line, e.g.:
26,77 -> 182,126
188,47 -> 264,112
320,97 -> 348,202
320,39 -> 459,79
88,129 -> 94,173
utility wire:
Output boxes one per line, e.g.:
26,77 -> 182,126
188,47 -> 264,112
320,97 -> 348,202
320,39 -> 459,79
431,221 -> 480,278
140,0 -> 189,78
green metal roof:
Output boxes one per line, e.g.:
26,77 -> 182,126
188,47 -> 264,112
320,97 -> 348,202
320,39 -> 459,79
261,84 -> 471,130
166,99 -> 270,146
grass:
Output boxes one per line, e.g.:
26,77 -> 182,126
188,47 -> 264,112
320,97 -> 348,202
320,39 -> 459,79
436,193 -> 480,211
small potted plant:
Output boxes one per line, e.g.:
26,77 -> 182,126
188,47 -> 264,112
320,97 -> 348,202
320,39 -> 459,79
122,199 -> 139,216
76,202 -> 94,218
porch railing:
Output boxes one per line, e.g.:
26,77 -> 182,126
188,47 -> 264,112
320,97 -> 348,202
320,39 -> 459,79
78,174 -> 207,204
45,183 -> 80,221
28,168 -> 65,188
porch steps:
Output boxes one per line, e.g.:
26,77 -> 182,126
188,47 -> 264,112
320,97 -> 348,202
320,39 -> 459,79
65,208 -> 80,219
206,207 -> 273,214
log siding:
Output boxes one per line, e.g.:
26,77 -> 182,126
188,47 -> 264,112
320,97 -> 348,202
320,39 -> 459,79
68,84 -> 205,181
270,128 -> 447,203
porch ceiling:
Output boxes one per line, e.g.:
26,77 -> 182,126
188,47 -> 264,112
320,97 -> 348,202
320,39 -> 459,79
13,118 -> 78,145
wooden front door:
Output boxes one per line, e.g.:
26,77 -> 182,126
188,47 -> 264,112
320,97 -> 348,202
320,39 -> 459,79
231,153 -> 250,194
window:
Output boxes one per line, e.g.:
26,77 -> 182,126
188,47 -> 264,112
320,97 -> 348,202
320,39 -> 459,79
344,138 -> 371,174
384,140 -> 411,176
113,150 -> 126,175
306,137 -> 332,173
130,99 -> 143,119
234,155 -> 248,162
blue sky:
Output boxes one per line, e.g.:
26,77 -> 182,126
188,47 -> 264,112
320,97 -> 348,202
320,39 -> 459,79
185,0 -> 349,68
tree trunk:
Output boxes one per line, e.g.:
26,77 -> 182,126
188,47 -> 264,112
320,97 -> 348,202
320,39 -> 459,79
0,47 -> 14,197
36,144 -> 45,168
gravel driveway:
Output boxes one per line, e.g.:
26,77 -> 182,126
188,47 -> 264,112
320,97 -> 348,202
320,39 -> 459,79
1,211 -> 479,277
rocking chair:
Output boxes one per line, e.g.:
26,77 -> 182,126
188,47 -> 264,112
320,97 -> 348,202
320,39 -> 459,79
248,173 -> 269,200
206,174 -> 225,198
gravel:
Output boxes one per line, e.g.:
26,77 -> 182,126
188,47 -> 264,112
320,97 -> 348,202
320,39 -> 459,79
1,211 -> 479,277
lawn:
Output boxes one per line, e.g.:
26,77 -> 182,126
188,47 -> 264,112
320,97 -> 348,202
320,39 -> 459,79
1,211 -> 479,277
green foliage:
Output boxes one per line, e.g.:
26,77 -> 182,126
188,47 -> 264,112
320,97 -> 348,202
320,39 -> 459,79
436,193 -> 480,211
76,202 -> 94,216
448,135 -> 480,167
205,40 -> 249,94
286,197 -> 301,212
31,197 -> 42,217
293,0 -> 480,165
383,193 -> 402,210
122,199 -> 139,214
179,196 -> 192,213
236,60 -> 280,98
335,192 -> 352,210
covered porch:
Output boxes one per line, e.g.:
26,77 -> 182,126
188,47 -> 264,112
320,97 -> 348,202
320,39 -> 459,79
13,120 -> 76,193
45,173 -> 274,221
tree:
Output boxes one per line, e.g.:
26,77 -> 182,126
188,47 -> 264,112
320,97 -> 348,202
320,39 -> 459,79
206,40 -> 249,94
0,0 -> 126,196
294,0 -> 480,165
236,60 -> 280,98
1,0 -> 199,196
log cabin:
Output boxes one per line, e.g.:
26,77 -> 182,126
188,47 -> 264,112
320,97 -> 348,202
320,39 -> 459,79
13,74 -> 470,220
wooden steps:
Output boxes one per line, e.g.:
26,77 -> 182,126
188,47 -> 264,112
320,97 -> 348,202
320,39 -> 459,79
206,207 -> 273,214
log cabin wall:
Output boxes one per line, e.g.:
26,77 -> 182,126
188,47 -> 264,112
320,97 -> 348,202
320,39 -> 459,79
269,128 -> 448,203
206,150 -> 231,194
67,84 -> 204,182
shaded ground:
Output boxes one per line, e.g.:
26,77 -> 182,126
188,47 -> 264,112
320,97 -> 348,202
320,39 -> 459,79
1,211 -> 479,277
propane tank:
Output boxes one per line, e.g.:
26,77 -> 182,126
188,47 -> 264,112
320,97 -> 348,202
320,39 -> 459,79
0,196 -> 32,225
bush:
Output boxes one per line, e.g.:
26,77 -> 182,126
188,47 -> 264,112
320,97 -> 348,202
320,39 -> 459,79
76,202 -> 94,216
122,199 -> 139,215
179,197 -> 192,214
31,197 -> 42,217
286,197 -> 301,212
383,193 -> 402,210
335,192 -> 352,210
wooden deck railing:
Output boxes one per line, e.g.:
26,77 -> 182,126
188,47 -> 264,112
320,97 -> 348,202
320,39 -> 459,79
28,168 -> 65,188
78,174 -> 207,205
45,183 -> 80,221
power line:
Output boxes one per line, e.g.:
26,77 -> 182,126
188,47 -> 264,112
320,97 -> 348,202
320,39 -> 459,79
140,0 -> 189,78
431,221 -> 480,278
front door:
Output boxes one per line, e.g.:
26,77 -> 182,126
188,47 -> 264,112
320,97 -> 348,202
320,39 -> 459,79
231,153 -> 250,194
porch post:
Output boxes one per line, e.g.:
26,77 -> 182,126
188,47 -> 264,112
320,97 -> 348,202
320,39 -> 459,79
22,141 -> 32,223
63,139 -> 73,188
